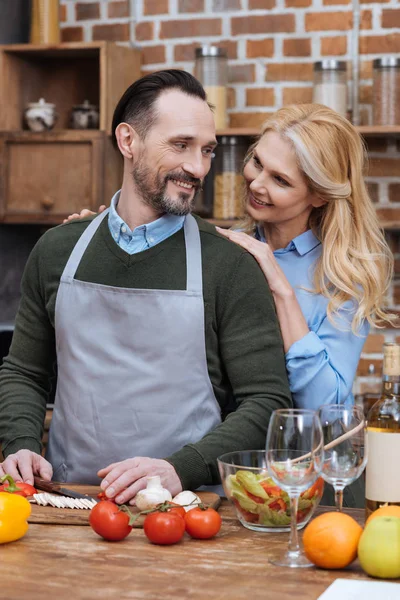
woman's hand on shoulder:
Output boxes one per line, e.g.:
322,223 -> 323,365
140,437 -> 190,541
215,226 -> 293,298
63,204 -> 106,224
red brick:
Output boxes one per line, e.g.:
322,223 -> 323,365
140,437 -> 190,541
360,60 -> 373,80
324,0 -> 350,4
61,27 -> 84,42
360,33 -> 400,54
142,45 -> 166,65
229,64 -> 256,83
382,9 -> 400,28
160,19 -> 222,38
232,15 -> 295,35
283,86 -> 313,104
108,1 -> 130,18
367,182 -> 379,203
266,62 -> 314,82
135,22 -> 154,41
179,0 -> 205,11
369,159 -> 400,177
174,40 -> 237,61
76,2 -> 100,20
246,88 -> 275,107
144,0 -> 169,15
376,208 -> 400,228
363,334 -> 385,353
227,87 -> 236,109
93,23 -> 130,41
59,4 -> 67,22
283,38 -> 311,57
285,0 -> 311,7
246,39 -> 274,58
305,10 -> 371,31
321,35 -> 347,56
229,112 -> 273,128
357,358 -> 382,377
389,184 -> 400,204
249,0 -> 276,8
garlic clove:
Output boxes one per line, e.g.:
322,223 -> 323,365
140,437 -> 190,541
172,491 -> 201,512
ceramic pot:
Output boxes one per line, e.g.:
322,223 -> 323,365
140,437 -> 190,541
24,98 -> 57,132
70,100 -> 99,130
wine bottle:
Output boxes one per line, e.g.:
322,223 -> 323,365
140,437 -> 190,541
365,342 -> 400,518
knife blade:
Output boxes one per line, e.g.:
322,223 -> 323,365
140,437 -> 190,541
33,477 -> 99,502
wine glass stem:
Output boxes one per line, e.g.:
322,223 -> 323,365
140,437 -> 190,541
335,487 -> 344,511
288,494 -> 300,555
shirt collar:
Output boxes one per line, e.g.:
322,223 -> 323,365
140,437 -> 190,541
108,190 -> 185,247
255,224 -> 321,256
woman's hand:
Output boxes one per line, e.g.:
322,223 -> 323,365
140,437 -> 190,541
215,227 -> 293,298
63,205 -> 106,224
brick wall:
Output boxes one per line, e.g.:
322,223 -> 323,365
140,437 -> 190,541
60,0 -> 400,393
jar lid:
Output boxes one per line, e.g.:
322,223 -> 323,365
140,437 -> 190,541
72,99 -> 98,110
373,56 -> 400,68
27,97 -> 55,108
314,60 -> 347,72
217,136 -> 246,145
195,46 -> 227,58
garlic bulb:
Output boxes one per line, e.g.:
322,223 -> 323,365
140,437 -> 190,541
135,476 -> 172,511
172,490 -> 201,512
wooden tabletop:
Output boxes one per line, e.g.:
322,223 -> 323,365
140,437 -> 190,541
0,500 -> 376,600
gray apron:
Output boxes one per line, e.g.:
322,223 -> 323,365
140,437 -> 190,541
46,210 -> 222,489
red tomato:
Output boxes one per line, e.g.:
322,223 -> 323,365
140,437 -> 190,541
269,498 -> 286,512
143,511 -> 185,545
260,482 -> 283,497
165,502 -> 186,520
97,491 -> 116,502
89,500 -> 132,541
184,507 -> 222,539
0,481 -> 37,497
246,491 -> 266,504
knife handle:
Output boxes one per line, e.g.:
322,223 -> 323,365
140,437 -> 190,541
33,476 -> 62,494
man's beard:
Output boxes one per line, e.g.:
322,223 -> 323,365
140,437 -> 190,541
132,157 -> 202,216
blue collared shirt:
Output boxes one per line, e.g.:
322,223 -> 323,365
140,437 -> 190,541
108,190 -> 185,254
255,225 -> 369,410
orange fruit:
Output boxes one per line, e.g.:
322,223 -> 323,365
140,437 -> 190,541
366,505 -> 400,526
303,512 -> 363,569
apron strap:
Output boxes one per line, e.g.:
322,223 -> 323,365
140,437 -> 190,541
61,209 -> 110,283
61,209 -> 202,293
184,214 -> 203,294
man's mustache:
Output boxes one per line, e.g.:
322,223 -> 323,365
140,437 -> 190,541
166,172 -> 202,189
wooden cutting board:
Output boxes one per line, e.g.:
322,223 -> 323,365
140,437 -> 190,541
28,484 -> 221,527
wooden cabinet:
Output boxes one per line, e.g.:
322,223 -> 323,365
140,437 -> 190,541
0,42 -> 141,224
0,130 -> 121,223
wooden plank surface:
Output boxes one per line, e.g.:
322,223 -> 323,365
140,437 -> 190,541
0,503 -> 383,600
28,484 -> 221,526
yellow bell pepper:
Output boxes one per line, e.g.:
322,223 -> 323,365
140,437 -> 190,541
0,491 -> 31,544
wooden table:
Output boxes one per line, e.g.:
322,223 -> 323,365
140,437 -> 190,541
0,501 -> 379,600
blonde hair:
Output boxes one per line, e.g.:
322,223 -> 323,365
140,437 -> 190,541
238,103 -> 395,332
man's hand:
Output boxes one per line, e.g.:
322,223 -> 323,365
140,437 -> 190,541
0,450 -> 53,485
62,205 -> 106,224
98,457 -> 183,505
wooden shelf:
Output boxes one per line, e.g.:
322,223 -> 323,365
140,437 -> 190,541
216,126 -> 400,137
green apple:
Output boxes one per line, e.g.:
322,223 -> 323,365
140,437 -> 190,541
358,516 -> 400,579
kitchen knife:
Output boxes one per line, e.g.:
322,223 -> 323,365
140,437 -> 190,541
33,477 -> 99,502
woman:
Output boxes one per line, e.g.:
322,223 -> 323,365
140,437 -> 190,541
66,104 -> 395,410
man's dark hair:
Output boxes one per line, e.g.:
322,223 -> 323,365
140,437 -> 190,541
112,69 -> 207,145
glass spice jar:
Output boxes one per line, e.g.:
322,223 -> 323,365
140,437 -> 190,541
213,136 -> 247,220
373,57 -> 400,126
194,46 -> 228,130
312,60 -> 347,118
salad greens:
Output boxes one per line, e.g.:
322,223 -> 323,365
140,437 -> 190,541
226,470 -> 323,528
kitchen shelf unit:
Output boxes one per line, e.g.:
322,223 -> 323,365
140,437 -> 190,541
216,126 -> 400,137
0,42 -> 141,224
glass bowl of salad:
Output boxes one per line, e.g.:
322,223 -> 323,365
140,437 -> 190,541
217,450 -> 324,533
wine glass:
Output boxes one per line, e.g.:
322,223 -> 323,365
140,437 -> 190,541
266,409 -> 324,568
318,404 -> 367,512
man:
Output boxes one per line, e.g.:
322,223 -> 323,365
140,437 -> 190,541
0,70 -> 291,505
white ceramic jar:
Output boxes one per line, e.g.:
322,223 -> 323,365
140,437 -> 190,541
24,98 -> 57,132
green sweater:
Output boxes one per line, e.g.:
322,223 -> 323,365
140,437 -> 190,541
0,215 -> 292,489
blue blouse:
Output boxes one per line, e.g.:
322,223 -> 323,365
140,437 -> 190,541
255,226 -> 369,410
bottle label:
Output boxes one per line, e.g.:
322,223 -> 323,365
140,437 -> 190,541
366,430 -> 400,502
